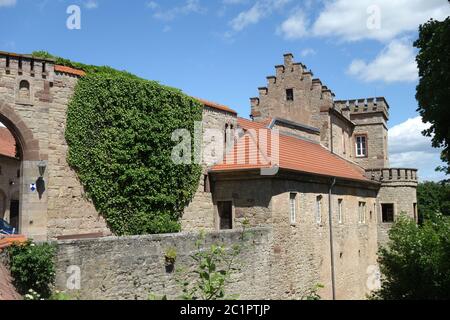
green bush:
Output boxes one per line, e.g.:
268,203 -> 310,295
373,213 -> 450,300
33,51 -> 203,235
7,241 -> 56,299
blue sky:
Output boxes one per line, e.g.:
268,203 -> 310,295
1,0 -> 449,181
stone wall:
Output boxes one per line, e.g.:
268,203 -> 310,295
47,72 -> 110,239
181,106 -> 237,232
330,112 -> 354,162
209,172 -> 379,300
54,227 -> 272,300
376,183 -> 417,246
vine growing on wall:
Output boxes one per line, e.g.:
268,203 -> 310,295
33,51 -> 203,235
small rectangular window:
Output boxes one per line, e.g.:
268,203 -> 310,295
203,174 -> 211,193
355,135 -> 367,157
289,193 -> 296,224
413,203 -> 417,222
382,204 -> 394,223
217,201 -> 233,230
359,202 -> 366,224
342,129 -> 346,155
316,196 -> 322,224
286,88 -> 294,101
338,199 -> 343,224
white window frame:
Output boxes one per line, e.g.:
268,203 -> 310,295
338,199 -> 343,224
316,196 -> 322,224
289,193 -> 297,225
355,135 -> 367,157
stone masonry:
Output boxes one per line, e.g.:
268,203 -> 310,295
0,51 -> 418,300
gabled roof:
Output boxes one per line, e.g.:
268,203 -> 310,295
211,118 -> 372,183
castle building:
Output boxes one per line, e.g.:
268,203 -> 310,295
0,51 -> 417,299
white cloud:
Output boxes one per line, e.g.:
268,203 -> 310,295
0,0 -> 16,7
300,48 -> 316,57
147,1 -> 159,10
347,39 -> 418,83
222,0 -> 247,4
312,0 -> 450,42
229,0 -> 291,32
84,0 -> 98,9
277,9 -> 308,40
150,0 -> 206,21
389,116 -> 446,181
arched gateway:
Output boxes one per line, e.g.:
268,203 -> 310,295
0,51 -> 110,240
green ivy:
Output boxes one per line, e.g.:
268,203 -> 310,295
7,241 -> 56,299
34,51 -> 203,235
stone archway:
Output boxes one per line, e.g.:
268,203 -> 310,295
0,101 -> 47,239
0,102 -> 45,161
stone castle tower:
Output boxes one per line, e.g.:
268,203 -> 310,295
249,53 -> 418,243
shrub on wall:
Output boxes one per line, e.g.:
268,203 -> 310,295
62,64 -> 202,235
7,241 -> 56,299
33,51 -> 203,235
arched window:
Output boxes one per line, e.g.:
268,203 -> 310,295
18,80 -> 30,100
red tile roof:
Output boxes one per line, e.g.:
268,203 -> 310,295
195,97 -> 237,115
211,118 -> 372,183
54,65 -> 86,77
0,127 -> 17,158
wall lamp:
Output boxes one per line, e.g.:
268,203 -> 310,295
38,160 -> 47,177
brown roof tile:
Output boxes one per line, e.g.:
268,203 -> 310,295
211,118 -> 371,183
54,65 -> 86,77
195,97 -> 237,115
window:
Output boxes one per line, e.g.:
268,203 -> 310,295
355,135 -> 367,157
203,174 -> 210,193
289,193 -> 296,224
316,196 -> 322,224
19,80 -> 30,100
382,204 -> 394,223
217,201 -> 233,230
342,129 -> 346,155
286,88 -> 294,101
338,199 -> 343,224
413,203 -> 417,222
358,202 -> 366,224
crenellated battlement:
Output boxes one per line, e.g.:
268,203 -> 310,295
365,168 -> 418,184
0,51 -> 56,80
335,97 -> 389,120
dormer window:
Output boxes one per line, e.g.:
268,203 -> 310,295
286,88 -> 294,101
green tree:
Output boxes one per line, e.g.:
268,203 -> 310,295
417,182 -> 450,221
373,213 -> 450,300
414,17 -> 450,174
